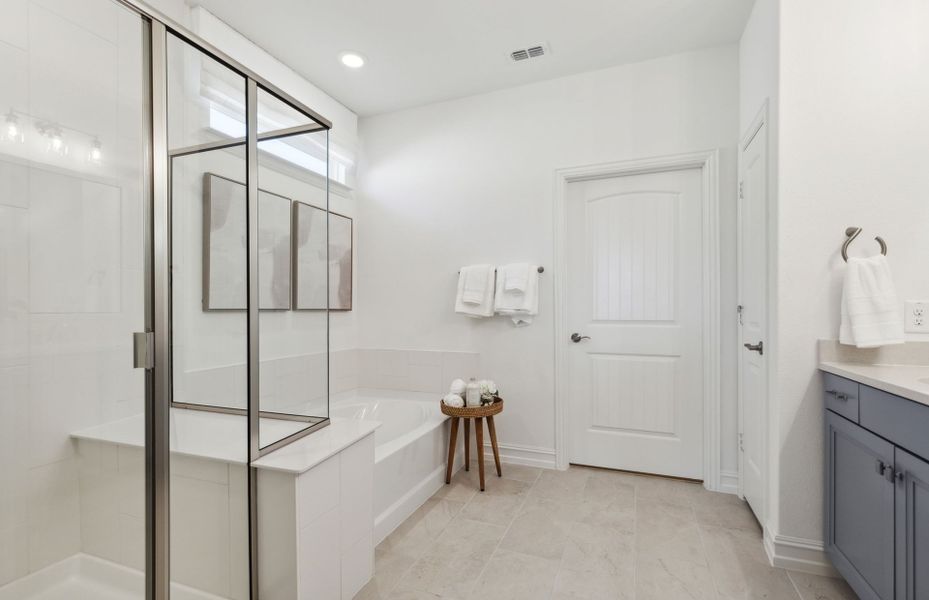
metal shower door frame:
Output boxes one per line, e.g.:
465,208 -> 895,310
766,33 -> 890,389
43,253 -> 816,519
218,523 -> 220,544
127,2 -> 333,598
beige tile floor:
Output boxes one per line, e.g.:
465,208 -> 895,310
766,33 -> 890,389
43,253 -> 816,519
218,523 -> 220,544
355,464 -> 859,600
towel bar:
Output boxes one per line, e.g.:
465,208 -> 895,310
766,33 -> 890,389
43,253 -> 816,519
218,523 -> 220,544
842,227 -> 887,262
458,266 -> 544,273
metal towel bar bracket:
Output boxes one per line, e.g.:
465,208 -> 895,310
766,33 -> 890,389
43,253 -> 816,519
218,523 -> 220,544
842,227 -> 887,262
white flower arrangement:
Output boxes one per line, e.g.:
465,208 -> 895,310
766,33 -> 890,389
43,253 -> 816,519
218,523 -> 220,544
478,379 -> 498,404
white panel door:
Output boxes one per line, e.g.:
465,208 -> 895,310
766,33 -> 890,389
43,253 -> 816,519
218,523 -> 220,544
565,168 -> 704,479
739,122 -> 768,522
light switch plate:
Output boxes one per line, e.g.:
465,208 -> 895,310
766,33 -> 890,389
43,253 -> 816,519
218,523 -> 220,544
905,301 -> 929,333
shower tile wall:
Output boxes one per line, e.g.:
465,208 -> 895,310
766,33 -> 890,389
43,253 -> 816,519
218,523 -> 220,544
0,0 -> 144,586
356,349 -> 480,394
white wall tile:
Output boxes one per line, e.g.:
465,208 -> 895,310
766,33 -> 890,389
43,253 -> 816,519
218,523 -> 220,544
30,0 -> 120,45
340,532 -> 373,600
0,206 -> 28,368
27,459 -> 80,571
0,0 -> 27,49
441,351 -> 480,386
339,434 -> 374,550
296,454 -> 339,530
117,445 -> 144,518
0,525 -> 28,586
170,474 -> 231,597
0,159 -> 29,210
258,470 -> 297,600
173,454 -> 229,485
118,513 -> 144,572
407,363 -> 443,394
298,507 -> 341,600
409,350 -> 442,367
28,3 -> 118,144
0,367 -> 28,531
228,465 -> 250,600
29,170 -> 121,314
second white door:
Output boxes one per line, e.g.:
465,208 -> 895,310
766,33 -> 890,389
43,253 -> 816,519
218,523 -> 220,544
565,167 -> 705,479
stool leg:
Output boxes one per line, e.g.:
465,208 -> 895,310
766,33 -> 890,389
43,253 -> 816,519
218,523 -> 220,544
475,417 -> 485,491
487,415 -> 502,477
445,417 -> 459,484
464,418 -> 470,472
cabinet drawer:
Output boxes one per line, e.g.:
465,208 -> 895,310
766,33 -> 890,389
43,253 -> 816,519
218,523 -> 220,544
860,386 -> 929,461
823,372 -> 860,422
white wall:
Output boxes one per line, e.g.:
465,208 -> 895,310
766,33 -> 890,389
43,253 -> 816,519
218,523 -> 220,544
357,46 -> 740,472
774,0 -> 929,547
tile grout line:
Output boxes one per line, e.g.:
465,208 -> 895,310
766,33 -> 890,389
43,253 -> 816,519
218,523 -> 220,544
378,493 -> 466,599
785,569 -> 806,600
692,501 -> 722,600
466,465 -> 541,600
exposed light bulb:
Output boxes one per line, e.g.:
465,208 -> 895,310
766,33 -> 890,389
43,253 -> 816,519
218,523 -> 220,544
3,112 -> 22,142
339,52 -> 365,69
89,138 -> 103,163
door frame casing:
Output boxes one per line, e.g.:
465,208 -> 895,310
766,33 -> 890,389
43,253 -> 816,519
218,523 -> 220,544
553,150 -> 722,490
737,102 -> 770,522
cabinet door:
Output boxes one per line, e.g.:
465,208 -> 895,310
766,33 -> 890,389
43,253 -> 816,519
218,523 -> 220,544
825,412 -> 896,600
895,448 -> 929,600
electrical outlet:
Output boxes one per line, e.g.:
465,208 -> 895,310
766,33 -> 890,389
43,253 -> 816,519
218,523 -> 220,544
905,301 -> 929,333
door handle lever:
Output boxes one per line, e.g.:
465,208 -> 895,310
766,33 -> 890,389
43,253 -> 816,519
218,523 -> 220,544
570,333 -> 591,343
743,341 -> 763,355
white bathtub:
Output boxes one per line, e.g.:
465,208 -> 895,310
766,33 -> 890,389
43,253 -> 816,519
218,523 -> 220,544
330,388 -> 453,543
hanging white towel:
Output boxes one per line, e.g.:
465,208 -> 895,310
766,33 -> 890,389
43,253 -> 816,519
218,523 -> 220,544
502,263 -> 531,293
455,265 -> 495,318
494,264 -> 539,326
839,254 -> 903,348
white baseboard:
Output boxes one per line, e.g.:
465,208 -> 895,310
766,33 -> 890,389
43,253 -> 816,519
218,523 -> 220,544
717,469 -> 740,495
481,442 -> 557,470
763,528 -> 838,577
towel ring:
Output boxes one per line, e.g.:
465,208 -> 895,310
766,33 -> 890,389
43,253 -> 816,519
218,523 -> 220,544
842,227 -> 887,262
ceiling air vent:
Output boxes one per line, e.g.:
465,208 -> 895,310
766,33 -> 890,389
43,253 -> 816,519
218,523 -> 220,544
508,43 -> 549,63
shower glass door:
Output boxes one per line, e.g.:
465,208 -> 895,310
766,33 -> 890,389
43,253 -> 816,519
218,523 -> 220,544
0,0 -> 148,597
165,31 -> 251,599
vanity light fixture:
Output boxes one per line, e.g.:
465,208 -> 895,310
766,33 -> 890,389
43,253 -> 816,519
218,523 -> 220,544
89,138 -> 103,163
340,51 -> 365,69
3,111 -> 22,142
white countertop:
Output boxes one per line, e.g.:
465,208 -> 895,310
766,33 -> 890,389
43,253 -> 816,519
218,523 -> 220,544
71,408 -> 380,474
819,361 -> 929,407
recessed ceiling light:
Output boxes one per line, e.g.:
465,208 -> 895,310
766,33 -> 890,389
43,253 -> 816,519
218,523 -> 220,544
340,52 -> 365,69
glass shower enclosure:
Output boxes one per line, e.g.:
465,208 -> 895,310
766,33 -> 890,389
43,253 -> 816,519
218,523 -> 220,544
0,1 -> 332,599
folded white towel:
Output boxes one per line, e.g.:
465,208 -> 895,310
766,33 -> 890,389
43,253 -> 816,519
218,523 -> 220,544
839,254 -> 904,348
494,264 -> 539,326
455,265 -> 495,318
502,263 -> 531,293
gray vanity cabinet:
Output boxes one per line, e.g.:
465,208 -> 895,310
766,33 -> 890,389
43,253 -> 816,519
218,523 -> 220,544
824,372 -> 929,600
825,410 -> 896,600
894,448 -> 929,600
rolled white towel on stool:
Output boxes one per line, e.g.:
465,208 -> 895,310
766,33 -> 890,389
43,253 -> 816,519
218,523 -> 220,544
449,378 -> 466,395
443,393 -> 464,408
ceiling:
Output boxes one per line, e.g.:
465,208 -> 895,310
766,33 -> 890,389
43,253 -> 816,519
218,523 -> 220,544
191,0 -> 755,117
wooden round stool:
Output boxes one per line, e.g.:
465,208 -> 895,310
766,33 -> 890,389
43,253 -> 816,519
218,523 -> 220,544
441,399 -> 503,491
